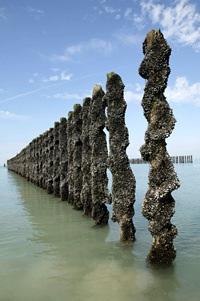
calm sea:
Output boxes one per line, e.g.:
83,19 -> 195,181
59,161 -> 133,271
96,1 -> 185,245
0,164 -> 199,301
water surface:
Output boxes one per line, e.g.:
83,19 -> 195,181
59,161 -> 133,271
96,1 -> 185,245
0,165 -> 199,301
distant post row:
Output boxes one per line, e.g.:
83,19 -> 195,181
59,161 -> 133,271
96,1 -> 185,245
130,155 -> 193,164
7,30 -> 180,266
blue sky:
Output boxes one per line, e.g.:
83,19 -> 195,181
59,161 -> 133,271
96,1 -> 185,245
1,0 -> 200,164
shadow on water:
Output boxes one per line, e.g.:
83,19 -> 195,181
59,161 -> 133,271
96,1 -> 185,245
0,167 -> 200,301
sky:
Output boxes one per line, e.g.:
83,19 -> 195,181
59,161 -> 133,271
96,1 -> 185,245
1,0 -> 200,164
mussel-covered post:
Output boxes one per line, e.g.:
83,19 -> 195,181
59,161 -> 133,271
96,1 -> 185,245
35,137 -> 39,186
53,122 -> 60,197
67,111 -> 74,204
72,104 -> 83,210
81,97 -> 92,216
42,131 -> 48,189
29,141 -> 34,182
90,85 -> 109,225
59,117 -> 68,201
105,72 -> 136,241
139,29 -> 180,265
47,128 -> 54,194
38,134 -> 43,188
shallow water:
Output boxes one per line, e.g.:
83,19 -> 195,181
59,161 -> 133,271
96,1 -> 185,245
0,164 -> 199,301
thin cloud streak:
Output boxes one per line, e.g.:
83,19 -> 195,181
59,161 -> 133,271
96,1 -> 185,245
0,83 -> 63,105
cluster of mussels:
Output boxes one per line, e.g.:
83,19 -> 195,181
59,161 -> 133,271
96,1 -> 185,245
7,30 -> 180,265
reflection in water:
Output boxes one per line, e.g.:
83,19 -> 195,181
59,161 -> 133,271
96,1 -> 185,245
0,166 -> 199,301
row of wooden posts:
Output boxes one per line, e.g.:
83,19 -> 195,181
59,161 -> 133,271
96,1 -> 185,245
7,73 -> 136,241
7,29 -> 181,265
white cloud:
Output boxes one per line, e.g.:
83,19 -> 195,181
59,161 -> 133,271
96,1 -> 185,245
166,76 -> 200,106
115,32 -> 143,45
0,110 -> 29,121
0,7 -> 7,20
125,84 -> 143,103
125,90 -> 142,103
123,6 -> 144,29
124,76 -> 200,106
28,73 -> 39,84
104,6 -> 118,14
97,2 -> 121,20
52,38 -> 113,61
44,75 -> 59,82
124,8 -> 133,18
139,0 -> 200,50
115,14 -> 121,20
27,7 -> 44,17
60,72 -> 73,81
49,92 -> 84,101
51,68 -> 60,73
43,71 -> 73,82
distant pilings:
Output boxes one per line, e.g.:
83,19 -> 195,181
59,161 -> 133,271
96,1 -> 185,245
130,155 -> 193,164
130,158 -> 147,164
171,155 -> 193,164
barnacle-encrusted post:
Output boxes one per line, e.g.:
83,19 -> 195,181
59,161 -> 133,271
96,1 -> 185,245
47,128 -> 54,194
59,117 -> 68,201
35,137 -> 39,186
44,131 -> 49,189
81,97 -> 92,216
72,104 -> 83,210
105,72 -> 136,241
90,85 -> 109,225
38,134 -> 44,188
53,122 -> 60,197
67,111 -> 74,204
139,29 -> 180,264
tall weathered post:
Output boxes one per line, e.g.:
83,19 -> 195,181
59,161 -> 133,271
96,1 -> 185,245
53,122 -> 60,197
67,111 -> 74,204
47,128 -> 54,194
105,72 -> 136,241
42,131 -> 49,189
35,137 -> 39,185
72,104 -> 83,210
25,143 -> 30,181
90,85 -> 109,225
29,141 -> 34,182
59,117 -> 68,201
38,134 -> 43,188
139,29 -> 180,264
81,97 -> 92,216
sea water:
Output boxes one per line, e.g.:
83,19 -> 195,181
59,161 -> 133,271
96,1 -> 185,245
0,164 -> 199,301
